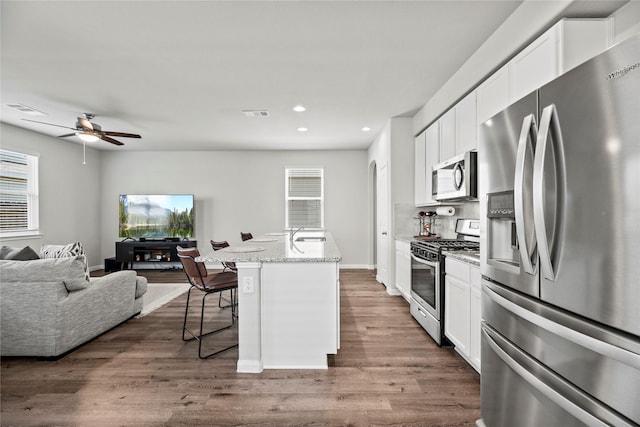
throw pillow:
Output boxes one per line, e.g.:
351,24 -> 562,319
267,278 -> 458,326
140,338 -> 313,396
40,242 -> 90,281
0,245 -> 40,261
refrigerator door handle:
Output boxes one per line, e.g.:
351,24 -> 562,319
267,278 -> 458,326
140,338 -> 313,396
514,114 -> 537,275
482,326 -> 635,427
534,104 -> 566,281
484,283 -> 640,370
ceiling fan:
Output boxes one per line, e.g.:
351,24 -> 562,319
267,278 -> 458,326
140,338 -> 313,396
23,113 -> 141,146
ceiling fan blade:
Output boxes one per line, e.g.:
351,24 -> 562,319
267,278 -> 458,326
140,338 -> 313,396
58,133 -> 78,138
22,118 -> 76,130
100,135 -> 125,146
77,117 -> 93,131
104,131 -> 141,138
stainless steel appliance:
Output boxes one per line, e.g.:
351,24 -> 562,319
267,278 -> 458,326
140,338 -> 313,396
479,34 -> 640,427
410,219 -> 479,346
432,150 -> 477,201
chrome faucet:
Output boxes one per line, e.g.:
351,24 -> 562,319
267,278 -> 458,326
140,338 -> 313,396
290,226 -> 304,242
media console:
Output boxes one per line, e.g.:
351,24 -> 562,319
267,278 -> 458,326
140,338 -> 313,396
115,239 -> 197,269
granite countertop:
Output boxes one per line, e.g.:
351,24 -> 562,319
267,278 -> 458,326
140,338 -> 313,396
395,235 -> 414,243
443,250 -> 480,267
197,231 -> 342,263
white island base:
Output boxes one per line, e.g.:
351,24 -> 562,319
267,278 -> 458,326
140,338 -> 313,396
235,261 -> 340,373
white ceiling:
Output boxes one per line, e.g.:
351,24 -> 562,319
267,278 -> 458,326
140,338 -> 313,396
1,1 -> 561,152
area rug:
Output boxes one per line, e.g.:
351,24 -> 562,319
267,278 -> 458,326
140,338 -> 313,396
136,282 -> 190,317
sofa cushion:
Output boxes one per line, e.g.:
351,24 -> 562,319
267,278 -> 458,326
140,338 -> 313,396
0,245 -> 40,261
0,257 -> 90,292
135,275 -> 148,298
40,242 -> 89,281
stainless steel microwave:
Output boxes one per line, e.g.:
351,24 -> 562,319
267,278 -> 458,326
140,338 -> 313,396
432,151 -> 477,201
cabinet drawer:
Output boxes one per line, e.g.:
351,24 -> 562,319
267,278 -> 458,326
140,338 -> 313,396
445,257 -> 470,282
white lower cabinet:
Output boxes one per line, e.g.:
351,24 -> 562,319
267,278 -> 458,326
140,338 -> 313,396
444,256 -> 481,372
394,239 -> 411,302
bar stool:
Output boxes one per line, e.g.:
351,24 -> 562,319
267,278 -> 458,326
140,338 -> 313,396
176,245 -> 238,359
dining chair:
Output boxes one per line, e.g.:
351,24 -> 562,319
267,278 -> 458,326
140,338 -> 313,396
210,240 -> 237,272
210,240 -> 238,309
240,232 -> 253,241
176,245 -> 238,359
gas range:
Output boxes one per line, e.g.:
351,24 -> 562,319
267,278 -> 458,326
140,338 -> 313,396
411,218 -> 480,262
409,219 -> 480,346
411,239 -> 480,262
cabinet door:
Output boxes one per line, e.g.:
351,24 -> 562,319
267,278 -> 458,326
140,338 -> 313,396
469,286 -> 482,371
394,241 -> 411,302
439,108 -> 456,161
424,123 -> 440,204
414,131 -> 427,206
455,91 -> 477,153
444,275 -> 470,354
508,26 -> 559,104
477,64 -> 509,125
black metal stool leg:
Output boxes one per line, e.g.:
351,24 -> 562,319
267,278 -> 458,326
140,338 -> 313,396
182,286 -> 194,341
197,291 -> 238,359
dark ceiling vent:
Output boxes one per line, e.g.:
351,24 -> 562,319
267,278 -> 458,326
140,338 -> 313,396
242,110 -> 270,117
4,103 -> 46,116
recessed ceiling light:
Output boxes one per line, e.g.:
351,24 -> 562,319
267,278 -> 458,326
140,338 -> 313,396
293,105 -> 306,112
297,127 -> 308,132
362,127 -> 371,132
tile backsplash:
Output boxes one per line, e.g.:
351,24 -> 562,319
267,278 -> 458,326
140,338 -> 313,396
394,202 -> 479,239
432,202 -> 479,238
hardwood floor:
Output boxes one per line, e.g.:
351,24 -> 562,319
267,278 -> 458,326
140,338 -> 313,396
1,269 -> 480,426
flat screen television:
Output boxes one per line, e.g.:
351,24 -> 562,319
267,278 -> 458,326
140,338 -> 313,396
119,194 -> 194,239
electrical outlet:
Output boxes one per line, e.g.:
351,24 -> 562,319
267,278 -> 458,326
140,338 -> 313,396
242,276 -> 255,293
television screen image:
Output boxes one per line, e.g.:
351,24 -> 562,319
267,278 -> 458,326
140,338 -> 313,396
119,194 -> 194,239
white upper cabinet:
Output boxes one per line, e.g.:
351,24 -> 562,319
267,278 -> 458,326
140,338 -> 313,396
424,123 -> 439,205
439,108 -> 456,161
415,122 -> 441,206
477,19 -> 610,126
435,91 -> 477,165
508,18 -> 611,104
455,91 -> 477,153
414,131 -> 428,206
477,64 -> 509,125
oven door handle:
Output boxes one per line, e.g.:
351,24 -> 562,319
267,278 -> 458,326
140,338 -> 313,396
411,253 -> 438,267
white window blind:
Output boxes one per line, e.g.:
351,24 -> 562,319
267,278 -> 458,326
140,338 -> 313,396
285,167 -> 324,229
0,149 -> 39,236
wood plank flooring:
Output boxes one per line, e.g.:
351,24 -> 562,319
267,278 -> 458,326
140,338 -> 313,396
1,269 -> 480,426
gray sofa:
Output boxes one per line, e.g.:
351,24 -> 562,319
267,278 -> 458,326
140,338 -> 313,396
1,256 -> 147,357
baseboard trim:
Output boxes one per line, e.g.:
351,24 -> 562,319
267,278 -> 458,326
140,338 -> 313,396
339,264 -> 373,269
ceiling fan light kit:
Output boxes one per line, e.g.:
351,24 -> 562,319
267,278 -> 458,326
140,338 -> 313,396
22,113 -> 141,146
76,133 -> 100,143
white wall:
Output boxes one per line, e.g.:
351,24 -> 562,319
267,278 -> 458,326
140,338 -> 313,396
100,150 -> 369,267
0,123 -> 103,265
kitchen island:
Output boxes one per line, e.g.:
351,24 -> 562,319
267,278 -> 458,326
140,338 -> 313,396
197,231 -> 341,373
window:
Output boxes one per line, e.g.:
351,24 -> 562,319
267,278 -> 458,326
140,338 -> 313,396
0,149 -> 39,237
285,167 -> 324,229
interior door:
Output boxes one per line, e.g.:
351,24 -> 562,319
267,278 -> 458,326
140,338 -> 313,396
377,163 -> 389,285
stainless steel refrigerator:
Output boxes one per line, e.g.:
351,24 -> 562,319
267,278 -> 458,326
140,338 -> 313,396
478,34 -> 640,427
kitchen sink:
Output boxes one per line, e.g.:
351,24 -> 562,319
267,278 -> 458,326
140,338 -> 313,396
295,236 -> 326,242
